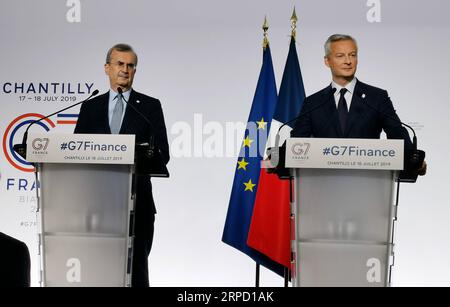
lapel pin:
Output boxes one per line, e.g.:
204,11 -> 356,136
136,100 -> 140,104
361,93 -> 366,99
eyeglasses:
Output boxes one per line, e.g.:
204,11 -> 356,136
108,61 -> 136,70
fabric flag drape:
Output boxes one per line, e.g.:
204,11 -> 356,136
222,46 -> 286,276
247,36 -> 306,269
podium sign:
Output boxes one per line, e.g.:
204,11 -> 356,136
27,134 -> 136,287
285,138 -> 404,170
27,133 -> 135,165
286,138 -> 403,287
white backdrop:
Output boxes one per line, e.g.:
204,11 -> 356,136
1,0 -> 449,286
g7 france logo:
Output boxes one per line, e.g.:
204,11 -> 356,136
2,113 -> 56,172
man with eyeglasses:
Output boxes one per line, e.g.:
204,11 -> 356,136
75,43 -> 170,287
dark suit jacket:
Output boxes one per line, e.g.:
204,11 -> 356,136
291,80 -> 413,150
74,90 -> 170,214
0,232 -> 31,287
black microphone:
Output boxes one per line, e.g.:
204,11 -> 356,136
274,88 -> 337,149
117,87 -> 153,131
116,87 -> 169,177
268,88 -> 337,169
13,89 -> 99,158
355,89 -> 425,181
117,87 -> 156,156
355,88 -> 418,148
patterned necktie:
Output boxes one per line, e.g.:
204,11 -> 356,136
110,94 -> 124,134
338,88 -> 348,133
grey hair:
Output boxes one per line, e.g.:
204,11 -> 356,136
324,34 -> 358,57
106,43 -> 138,65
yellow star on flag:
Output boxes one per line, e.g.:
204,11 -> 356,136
243,135 -> 254,148
243,179 -> 256,192
256,118 -> 267,130
237,158 -> 249,171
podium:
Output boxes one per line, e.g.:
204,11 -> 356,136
275,138 -> 405,287
24,133 -> 164,287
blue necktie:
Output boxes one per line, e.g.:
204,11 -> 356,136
110,95 -> 124,134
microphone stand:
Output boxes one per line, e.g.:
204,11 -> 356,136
13,90 -> 99,159
357,90 -> 425,182
117,87 -> 169,177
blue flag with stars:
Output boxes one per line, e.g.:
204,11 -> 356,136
222,46 -> 285,276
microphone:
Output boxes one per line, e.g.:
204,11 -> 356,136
274,88 -> 337,149
117,87 -> 153,131
355,89 -> 425,181
355,89 -> 418,148
117,87 -> 156,157
13,89 -> 99,158
116,87 -> 169,177
268,88 -> 337,170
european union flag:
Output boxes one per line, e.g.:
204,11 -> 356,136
222,46 -> 285,276
247,36 -> 306,269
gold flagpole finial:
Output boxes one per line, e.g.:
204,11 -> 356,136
262,16 -> 269,49
291,7 -> 298,40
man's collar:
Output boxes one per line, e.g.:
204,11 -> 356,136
332,78 -> 357,94
109,88 -> 132,100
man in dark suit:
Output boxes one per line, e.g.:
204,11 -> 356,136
291,34 -> 426,175
0,232 -> 31,287
74,44 -> 170,287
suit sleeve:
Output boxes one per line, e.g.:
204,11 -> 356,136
17,242 -> 31,287
152,100 -> 170,165
74,102 -> 89,134
291,98 -> 312,137
379,90 -> 414,151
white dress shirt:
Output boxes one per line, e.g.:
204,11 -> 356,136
331,78 -> 357,110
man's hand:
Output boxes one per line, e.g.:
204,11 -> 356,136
418,160 -> 427,176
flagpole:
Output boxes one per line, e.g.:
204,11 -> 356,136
291,7 -> 298,41
262,15 -> 269,49
283,7 -> 298,288
284,268 -> 289,287
286,175 -> 294,288
253,16 -> 270,288
255,263 -> 260,287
